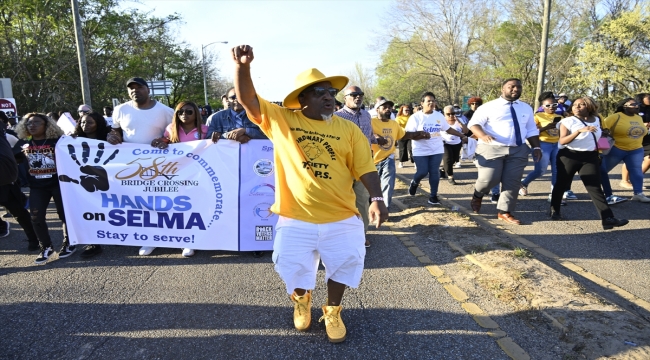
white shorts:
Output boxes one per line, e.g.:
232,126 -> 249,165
272,215 -> 366,294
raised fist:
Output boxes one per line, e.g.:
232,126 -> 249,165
232,45 -> 254,65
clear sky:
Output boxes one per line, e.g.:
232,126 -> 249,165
123,0 -> 392,101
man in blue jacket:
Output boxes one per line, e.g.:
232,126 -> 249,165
207,86 -> 267,143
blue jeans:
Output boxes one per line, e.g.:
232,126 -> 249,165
412,153 -> 444,197
375,156 -> 396,208
522,141 -> 558,189
600,146 -> 645,196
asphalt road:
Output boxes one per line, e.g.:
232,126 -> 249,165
0,196 -> 567,359
396,157 -> 650,314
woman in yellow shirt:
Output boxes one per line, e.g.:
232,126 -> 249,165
396,105 -> 413,168
600,97 -> 650,203
519,95 -> 564,203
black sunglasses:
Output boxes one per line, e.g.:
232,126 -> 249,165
177,109 -> 194,116
444,113 -> 455,116
228,95 -> 237,100
78,110 -> 90,114
345,91 -> 364,98
308,87 -> 339,97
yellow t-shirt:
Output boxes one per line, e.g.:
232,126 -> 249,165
534,112 -> 561,143
250,96 -> 377,224
395,115 -> 409,129
604,113 -> 648,151
371,118 -> 406,164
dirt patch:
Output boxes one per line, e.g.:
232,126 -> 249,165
390,179 -> 650,359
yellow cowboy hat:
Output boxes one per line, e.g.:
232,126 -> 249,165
282,68 -> 348,109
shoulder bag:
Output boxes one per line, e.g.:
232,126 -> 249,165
598,115 -> 619,155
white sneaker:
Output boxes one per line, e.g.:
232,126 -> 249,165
453,162 -> 461,169
606,195 -> 627,205
182,248 -> 195,257
139,246 -> 156,256
398,162 -> 404,168
632,193 -> 650,203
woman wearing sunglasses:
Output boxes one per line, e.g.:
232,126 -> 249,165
550,97 -> 628,230
599,97 -> 650,204
149,101 -> 208,257
618,93 -> 650,189
519,93 -> 564,203
396,105 -> 413,168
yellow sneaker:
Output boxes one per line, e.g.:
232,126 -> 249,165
319,305 -> 346,343
291,290 -> 312,331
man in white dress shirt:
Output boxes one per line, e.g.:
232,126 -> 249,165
467,78 -> 541,224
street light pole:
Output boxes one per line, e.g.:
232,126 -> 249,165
202,41 -> 228,106
534,0 -> 552,109
71,0 -> 92,108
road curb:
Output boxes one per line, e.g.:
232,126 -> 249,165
394,173 -> 650,320
388,194 -> 532,360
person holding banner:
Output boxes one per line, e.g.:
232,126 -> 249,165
107,77 -> 174,256
150,101 -> 208,257
207,87 -> 267,144
72,112 -> 110,258
231,44 -> 388,343
16,113 -> 73,264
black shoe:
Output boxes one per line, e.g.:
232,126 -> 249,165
439,169 -> 447,179
35,247 -> 54,265
602,217 -> 629,230
448,178 -> 457,185
27,242 -> 39,251
549,208 -> 562,220
80,245 -> 102,258
408,181 -> 419,196
0,220 -> 9,238
253,251 -> 265,258
58,245 -> 76,258
490,193 -> 500,204
428,196 -> 441,205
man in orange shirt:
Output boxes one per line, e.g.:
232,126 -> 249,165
230,44 -> 388,343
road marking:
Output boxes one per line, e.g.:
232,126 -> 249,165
388,189 -> 531,360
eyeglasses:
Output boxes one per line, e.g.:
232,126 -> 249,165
345,91 -> 364,98
78,110 -> 89,114
228,95 -> 237,100
444,113 -> 455,116
308,87 -> 339,97
624,103 -> 640,107
177,109 -> 194,116
469,103 -> 479,106
543,103 -> 559,108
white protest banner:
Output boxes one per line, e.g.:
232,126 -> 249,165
239,140 -> 277,251
57,136 -> 240,250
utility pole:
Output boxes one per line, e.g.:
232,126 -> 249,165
71,0 -> 92,107
535,0 -> 552,110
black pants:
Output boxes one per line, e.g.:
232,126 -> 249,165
442,143 -> 463,176
0,182 -> 38,245
551,148 -> 613,220
398,139 -> 413,163
30,184 -> 69,249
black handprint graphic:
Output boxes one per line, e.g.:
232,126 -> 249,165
59,142 -> 119,192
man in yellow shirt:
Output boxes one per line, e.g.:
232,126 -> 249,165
231,45 -> 388,343
371,99 -> 427,208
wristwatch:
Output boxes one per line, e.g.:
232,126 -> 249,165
370,197 -> 384,202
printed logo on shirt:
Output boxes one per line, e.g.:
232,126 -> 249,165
25,145 -> 56,178
628,123 -> 646,139
255,225 -> 274,241
249,183 -> 275,196
253,159 -> 274,177
379,135 -> 394,151
253,202 -> 276,220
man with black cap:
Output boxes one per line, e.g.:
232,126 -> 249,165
230,44 -> 388,343
107,77 -> 173,257
107,77 -> 173,146
371,99 -> 428,208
